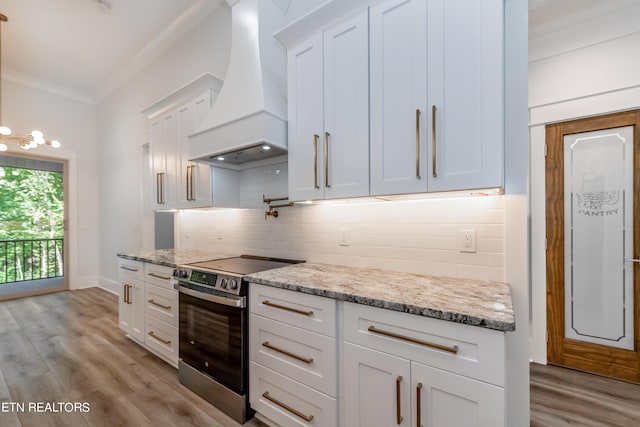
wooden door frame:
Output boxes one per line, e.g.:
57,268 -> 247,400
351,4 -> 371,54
546,109 -> 640,381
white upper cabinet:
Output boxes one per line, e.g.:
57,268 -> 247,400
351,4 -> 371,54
280,0 -> 504,199
288,11 -> 370,201
427,0 -> 503,192
288,33 -> 324,201
370,0 -> 428,196
370,0 -> 503,195
151,111 -> 178,209
177,90 -> 214,209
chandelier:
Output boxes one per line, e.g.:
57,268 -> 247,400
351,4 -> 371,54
0,13 -> 61,152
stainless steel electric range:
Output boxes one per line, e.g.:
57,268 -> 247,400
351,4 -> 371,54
172,255 -> 303,424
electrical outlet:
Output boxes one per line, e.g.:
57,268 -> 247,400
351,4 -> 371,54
340,227 -> 350,246
459,229 -> 476,253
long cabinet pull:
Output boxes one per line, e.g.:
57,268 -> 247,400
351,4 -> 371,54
324,131 -> 331,188
120,266 -> 139,272
431,105 -> 437,178
156,173 -> 161,204
416,382 -> 423,427
147,272 -> 171,280
148,331 -> 171,345
396,376 -> 403,425
262,300 -> 313,317
416,109 -> 421,179
157,172 -> 165,204
189,165 -> 195,201
262,341 -> 314,364
186,166 -> 191,201
123,284 -> 130,304
262,392 -> 314,422
368,325 -> 459,354
148,299 -> 171,310
313,134 -> 320,189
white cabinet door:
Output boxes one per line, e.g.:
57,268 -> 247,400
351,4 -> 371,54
323,11 -> 370,199
370,0 -> 428,196
427,0 -> 503,191
344,342 -> 411,427
150,112 -> 177,208
288,33 -> 324,202
412,361 -> 504,427
119,279 -> 145,343
178,91 -> 213,208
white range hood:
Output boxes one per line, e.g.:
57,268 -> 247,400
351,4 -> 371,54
189,0 -> 288,167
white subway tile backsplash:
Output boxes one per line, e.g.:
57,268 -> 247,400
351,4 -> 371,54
177,196 -> 505,283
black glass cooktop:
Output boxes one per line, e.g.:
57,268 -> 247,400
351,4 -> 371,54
188,255 -> 302,275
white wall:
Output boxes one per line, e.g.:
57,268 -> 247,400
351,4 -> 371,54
529,27 -> 640,363
96,6 -> 231,291
1,79 -> 99,290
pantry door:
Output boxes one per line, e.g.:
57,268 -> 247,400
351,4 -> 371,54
546,110 -> 640,381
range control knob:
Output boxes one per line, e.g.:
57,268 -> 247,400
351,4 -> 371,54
173,269 -> 188,279
220,278 -> 228,289
228,279 -> 238,290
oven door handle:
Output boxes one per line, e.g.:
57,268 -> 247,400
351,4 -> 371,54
175,284 -> 245,308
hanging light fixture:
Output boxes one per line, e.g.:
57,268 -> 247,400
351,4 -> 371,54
0,14 -> 61,152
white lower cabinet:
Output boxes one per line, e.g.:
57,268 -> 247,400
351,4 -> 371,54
411,361 -> 504,427
344,342 -> 411,427
117,258 -> 178,367
249,283 -> 337,426
248,286 -> 506,427
343,302 -> 505,427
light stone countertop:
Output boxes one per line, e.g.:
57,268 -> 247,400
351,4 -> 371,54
246,263 -> 515,332
116,248 -> 236,268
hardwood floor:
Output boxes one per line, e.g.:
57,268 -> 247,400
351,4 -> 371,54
530,362 -> 640,426
0,288 -> 266,427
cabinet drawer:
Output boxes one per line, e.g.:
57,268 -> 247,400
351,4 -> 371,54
250,314 -> 336,397
118,259 -> 143,281
145,283 -> 178,327
249,283 -> 336,337
144,315 -> 178,365
343,302 -> 505,386
250,362 -> 337,427
143,263 -> 175,289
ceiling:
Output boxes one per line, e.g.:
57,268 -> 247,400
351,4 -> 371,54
0,0 -> 223,103
1,0 -> 639,104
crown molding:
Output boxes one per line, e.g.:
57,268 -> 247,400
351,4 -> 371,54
529,4 -> 640,62
92,0 -> 225,103
2,67 -> 96,104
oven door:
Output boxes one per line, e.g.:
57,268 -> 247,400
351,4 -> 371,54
177,285 -> 246,394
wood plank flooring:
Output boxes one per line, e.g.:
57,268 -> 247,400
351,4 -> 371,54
4,288 -> 640,426
0,287 -> 266,427
530,362 -> 640,426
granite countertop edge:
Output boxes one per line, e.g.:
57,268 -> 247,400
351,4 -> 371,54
116,249 -> 236,268
247,275 -> 516,333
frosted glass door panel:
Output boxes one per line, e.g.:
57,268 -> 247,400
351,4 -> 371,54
563,126 -> 634,350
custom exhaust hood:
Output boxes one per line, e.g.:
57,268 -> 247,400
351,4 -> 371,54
189,0 -> 289,168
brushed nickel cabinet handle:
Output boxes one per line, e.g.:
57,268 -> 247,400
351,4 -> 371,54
396,375 -> 403,425
368,326 -> 458,354
432,105 -> 437,178
262,341 -> 314,364
416,109 -> 421,179
262,300 -> 313,316
625,258 -> 640,263
123,284 -> 130,304
120,266 -> 139,272
147,272 -> 171,280
157,172 -> 166,204
148,331 -> 171,345
416,382 -> 423,427
324,131 -> 330,188
123,284 -> 127,304
148,299 -> 171,310
262,392 -> 313,422
313,134 -> 320,189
